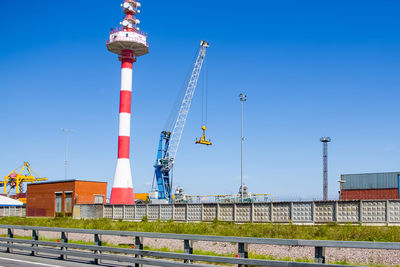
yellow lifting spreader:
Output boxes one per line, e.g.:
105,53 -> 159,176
1,162 -> 48,195
195,125 -> 212,146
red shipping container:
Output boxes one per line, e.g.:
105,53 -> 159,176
341,188 -> 399,200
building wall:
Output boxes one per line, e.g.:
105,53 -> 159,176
27,180 -> 107,217
341,172 -> 400,190
341,188 -> 399,200
27,181 -> 75,217
75,181 -> 107,204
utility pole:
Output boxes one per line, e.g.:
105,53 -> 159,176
61,129 -> 74,180
239,93 -> 247,203
320,137 -> 331,201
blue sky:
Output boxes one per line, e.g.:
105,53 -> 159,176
1,0 -> 400,200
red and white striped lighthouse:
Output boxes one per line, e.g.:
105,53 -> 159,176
106,0 -> 149,204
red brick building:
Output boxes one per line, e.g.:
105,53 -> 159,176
27,180 -> 107,217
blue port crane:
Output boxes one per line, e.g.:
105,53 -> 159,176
152,40 -> 210,203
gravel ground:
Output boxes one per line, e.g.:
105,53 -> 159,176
0,229 -> 398,266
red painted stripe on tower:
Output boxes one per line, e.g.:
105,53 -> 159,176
119,91 -> 132,113
118,136 -> 130,159
121,60 -> 133,69
110,187 -> 134,204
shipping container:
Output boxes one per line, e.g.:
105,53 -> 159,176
340,188 -> 399,200
341,172 -> 400,190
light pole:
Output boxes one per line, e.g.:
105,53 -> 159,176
320,137 -> 331,201
61,128 -> 74,180
239,93 -> 247,203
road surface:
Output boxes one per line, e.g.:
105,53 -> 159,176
0,251 -> 154,267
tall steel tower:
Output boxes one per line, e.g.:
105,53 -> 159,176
320,137 -> 331,201
106,0 -> 149,204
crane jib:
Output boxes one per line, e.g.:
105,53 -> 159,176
152,41 -> 209,203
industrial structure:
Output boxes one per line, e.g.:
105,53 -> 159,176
320,137 -> 331,200
152,41 -> 210,203
340,172 -> 400,200
1,162 -> 47,203
106,0 -> 149,204
26,180 -> 107,217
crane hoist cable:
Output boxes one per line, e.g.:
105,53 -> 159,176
195,54 -> 212,146
152,41 -> 210,203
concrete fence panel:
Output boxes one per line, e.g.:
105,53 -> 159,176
235,203 -> 251,222
337,201 -> 359,222
252,203 -> 270,222
124,205 -> 135,220
187,204 -> 202,221
314,202 -> 335,223
362,200 -> 386,223
389,200 -> 400,223
160,205 -> 173,220
292,202 -> 313,223
173,204 -> 186,221
218,204 -> 234,221
202,204 -> 217,221
103,205 -> 113,219
135,205 -> 146,220
113,205 -> 124,220
148,205 -> 160,221
272,203 -> 291,222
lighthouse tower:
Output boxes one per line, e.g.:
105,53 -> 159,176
106,0 -> 149,204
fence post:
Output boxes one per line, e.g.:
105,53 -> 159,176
238,242 -> 248,267
6,228 -> 13,253
386,200 -> 390,225
334,201 -> 339,222
31,229 -> 39,256
289,202 -> 293,223
270,202 -> 274,222
315,246 -> 325,263
184,239 -> 193,264
312,201 -> 315,224
59,232 -> 68,260
185,204 -> 188,222
250,203 -> 254,223
135,236 -> 143,267
94,233 -> 102,265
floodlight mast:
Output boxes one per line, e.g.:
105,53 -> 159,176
320,137 -> 331,201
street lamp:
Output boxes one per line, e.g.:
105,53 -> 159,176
61,128 -> 74,180
239,93 -> 247,203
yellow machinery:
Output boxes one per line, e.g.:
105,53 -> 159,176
195,125 -> 212,146
1,162 -> 48,199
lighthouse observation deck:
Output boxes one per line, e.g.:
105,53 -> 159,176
106,28 -> 149,57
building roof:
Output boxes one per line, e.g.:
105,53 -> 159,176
27,179 -> 107,186
0,195 -> 23,206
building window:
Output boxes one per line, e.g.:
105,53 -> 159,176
94,195 -> 104,204
55,193 -> 62,214
64,193 -> 73,215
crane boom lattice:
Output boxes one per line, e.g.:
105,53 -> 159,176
152,41 -> 209,203
166,41 -> 209,165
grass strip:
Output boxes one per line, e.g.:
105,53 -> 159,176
1,217 -> 400,242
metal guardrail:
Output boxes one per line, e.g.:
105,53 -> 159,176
0,225 -> 386,266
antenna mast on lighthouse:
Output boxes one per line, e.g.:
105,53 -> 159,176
106,0 -> 149,204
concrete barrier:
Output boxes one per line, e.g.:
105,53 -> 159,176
66,200 -> 400,225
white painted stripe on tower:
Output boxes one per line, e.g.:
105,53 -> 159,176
121,68 -> 133,91
113,158 -> 133,188
119,113 -> 131,137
